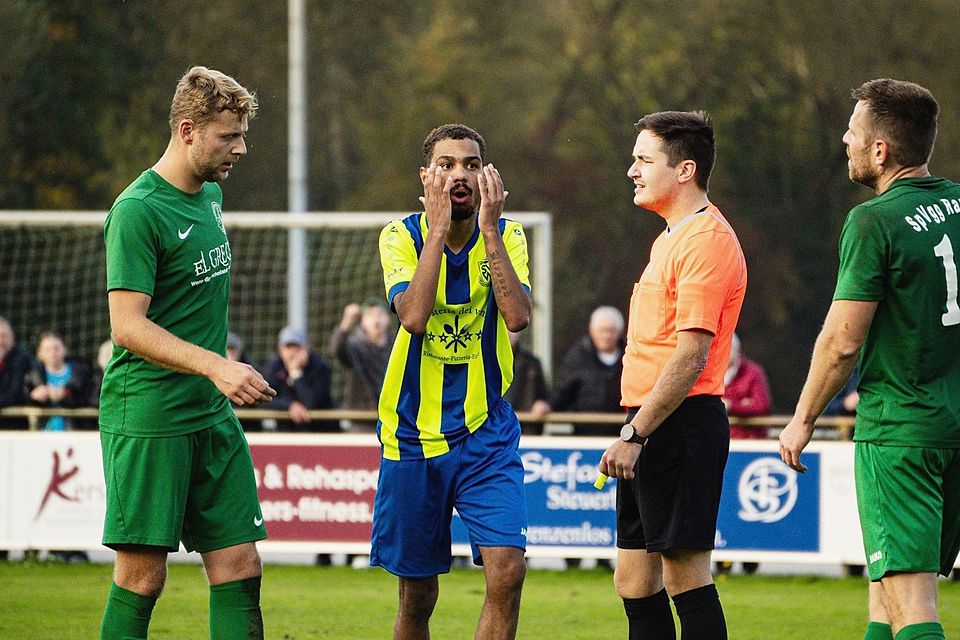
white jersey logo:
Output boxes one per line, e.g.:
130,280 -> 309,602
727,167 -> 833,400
737,457 -> 798,523
178,224 -> 195,240
253,515 -> 263,526
212,202 -> 225,234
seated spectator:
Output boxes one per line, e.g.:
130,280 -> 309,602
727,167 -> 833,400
546,306 -> 624,436
717,333 -> 772,576
23,331 -> 93,431
0,316 -> 32,429
88,339 -> 113,407
226,332 -> 255,368
724,333 -> 773,440
264,326 -> 336,432
226,332 -> 263,432
503,330 -> 550,434
327,299 -> 394,432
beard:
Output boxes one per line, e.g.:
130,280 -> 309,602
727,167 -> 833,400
847,151 -> 878,190
189,140 -> 233,184
451,202 -> 477,220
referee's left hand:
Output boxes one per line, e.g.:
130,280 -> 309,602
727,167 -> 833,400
599,440 -> 643,481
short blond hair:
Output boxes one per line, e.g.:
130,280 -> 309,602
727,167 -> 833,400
168,66 -> 257,133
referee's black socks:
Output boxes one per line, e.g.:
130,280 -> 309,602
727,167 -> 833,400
623,588 -> 675,640
672,583 -> 727,640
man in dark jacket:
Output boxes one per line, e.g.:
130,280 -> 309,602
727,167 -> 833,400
264,326 -> 336,432
0,317 -> 32,429
327,298 -> 394,432
547,306 -> 625,436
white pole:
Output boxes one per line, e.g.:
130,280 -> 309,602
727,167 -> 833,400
287,0 -> 309,333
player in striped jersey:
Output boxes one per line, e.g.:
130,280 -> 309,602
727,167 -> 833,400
370,124 -> 532,640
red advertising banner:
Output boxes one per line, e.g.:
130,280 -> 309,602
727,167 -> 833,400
249,437 -> 380,542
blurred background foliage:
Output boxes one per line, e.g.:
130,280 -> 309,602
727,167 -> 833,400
5,0 -> 960,409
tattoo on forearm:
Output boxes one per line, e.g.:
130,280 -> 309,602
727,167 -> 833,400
487,249 -> 513,300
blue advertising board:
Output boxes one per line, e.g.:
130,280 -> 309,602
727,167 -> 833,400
453,445 -> 820,554
452,446 -> 617,548
715,451 -> 820,552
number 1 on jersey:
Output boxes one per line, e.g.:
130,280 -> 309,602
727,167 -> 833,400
934,234 -> 960,326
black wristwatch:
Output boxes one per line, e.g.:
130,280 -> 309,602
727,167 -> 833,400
620,423 -> 648,446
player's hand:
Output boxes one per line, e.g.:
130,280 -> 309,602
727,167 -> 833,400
288,400 -> 311,424
599,439 -> 643,481
779,416 -> 814,473
477,164 -> 508,233
212,359 -> 277,406
419,162 -> 452,236
340,303 -> 362,330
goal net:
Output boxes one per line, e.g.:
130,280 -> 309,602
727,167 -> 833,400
0,211 -> 553,401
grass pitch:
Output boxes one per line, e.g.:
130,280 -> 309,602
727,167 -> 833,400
1,561 -> 958,639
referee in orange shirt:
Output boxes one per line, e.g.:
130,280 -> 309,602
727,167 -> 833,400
599,111 -> 747,640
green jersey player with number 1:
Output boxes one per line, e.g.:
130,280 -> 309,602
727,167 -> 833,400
98,66 -> 276,640
780,79 -> 960,640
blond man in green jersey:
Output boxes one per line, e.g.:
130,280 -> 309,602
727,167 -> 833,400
781,79 -> 960,640
98,66 -> 275,640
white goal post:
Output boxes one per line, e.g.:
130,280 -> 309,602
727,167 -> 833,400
0,211 -> 553,388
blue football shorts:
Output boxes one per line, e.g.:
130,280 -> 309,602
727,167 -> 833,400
370,400 -> 528,578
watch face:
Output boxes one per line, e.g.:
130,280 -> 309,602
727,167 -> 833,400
620,424 -> 635,441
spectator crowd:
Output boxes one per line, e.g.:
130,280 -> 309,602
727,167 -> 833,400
2,310 -> 847,442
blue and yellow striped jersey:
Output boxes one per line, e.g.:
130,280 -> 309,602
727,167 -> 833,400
377,213 -> 531,460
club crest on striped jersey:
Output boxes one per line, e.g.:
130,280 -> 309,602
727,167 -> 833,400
478,259 -> 491,287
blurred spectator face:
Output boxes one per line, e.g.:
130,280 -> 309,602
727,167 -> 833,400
728,334 -> 742,371
279,343 -> 309,371
226,333 -> 243,362
589,309 -> 624,354
97,340 -> 113,371
0,320 -> 13,360
360,304 -> 391,340
37,334 -> 66,370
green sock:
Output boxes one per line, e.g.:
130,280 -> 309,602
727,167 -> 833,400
100,582 -> 157,640
895,622 -> 945,640
864,621 -> 893,640
209,576 -> 263,640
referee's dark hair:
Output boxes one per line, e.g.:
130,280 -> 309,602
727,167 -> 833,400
635,111 -> 715,192
852,78 -> 939,168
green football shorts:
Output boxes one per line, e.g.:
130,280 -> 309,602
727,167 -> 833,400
101,414 -> 266,553
855,442 -> 960,581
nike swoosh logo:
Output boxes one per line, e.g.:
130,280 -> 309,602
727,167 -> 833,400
253,515 -> 263,526
178,224 -> 195,240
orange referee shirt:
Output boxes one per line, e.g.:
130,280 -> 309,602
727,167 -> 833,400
621,203 -> 747,406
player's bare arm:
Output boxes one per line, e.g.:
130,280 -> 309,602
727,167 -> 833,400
395,163 -> 451,335
600,329 -> 713,480
108,289 -> 276,406
478,164 -> 531,331
780,299 -> 877,472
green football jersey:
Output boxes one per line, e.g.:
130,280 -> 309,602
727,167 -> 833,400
100,170 -> 233,436
834,176 -> 960,447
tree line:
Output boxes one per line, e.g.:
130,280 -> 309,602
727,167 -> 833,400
5,0 -> 960,408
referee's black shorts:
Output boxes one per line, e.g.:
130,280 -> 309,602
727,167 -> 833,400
616,394 -> 729,552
